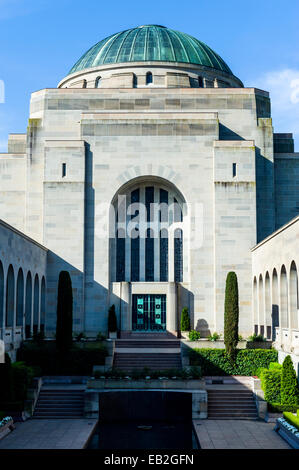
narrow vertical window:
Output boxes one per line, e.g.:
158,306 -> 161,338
174,229 -> 183,282
160,189 -> 169,282
133,74 -> 137,88
146,72 -> 153,85
198,76 -> 203,88
131,188 -> 140,282
232,163 -> 237,178
62,163 -> 66,178
95,76 -> 102,88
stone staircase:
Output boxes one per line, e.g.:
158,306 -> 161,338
113,339 -> 182,371
206,377 -> 258,420
33,388 -> 85,419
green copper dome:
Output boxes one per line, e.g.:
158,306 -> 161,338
69,25 -> 233,75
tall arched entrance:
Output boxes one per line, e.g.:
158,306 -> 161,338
109,176 -> 187,334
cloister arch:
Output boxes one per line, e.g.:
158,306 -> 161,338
265,271 -> 271,338
33,274 -> 39,334
258,274 -> 264,335
25,272 -> 32,338
280,265 -> 288,328
271,268 -> 279,339
16,268 -> 24,327
40,277 -> 46,334
5,265 -> 14,327
253,276 -> 258,330
289,261 -> 298,329
110,176 -> 187,284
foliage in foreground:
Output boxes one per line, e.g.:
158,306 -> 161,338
224,272 -> 239,360
189,348 -> 278,376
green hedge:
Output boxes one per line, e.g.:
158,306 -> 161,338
283,411 -> 299,430
17,341 -> 108,375
268,403 -> 298,413
260,369 -> 281,403
189,348 -> 278,376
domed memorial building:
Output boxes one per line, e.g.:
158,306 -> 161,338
0,25 -> 298,361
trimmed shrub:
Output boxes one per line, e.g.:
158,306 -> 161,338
269,362 -> 282,371
56,271 -> 73,352
188,330 -> 201,341
283,411 -> 299,430
108,305 -> 117,332
0,354 -> 14,402
281,355 -> 299,406
180,307 -> 190,332
268,403 -> 298,413
224,272 -> 239,360
260,368 -> 281,403
11,362 -> 35,402
189,348 -> 278,376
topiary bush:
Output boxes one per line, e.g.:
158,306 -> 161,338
108,305 -> 117,332
224,272 -> 239,360
281,355 -> 299,406
56,271 -> 73,352
260,368 -> 281,403
180,307 -> 190,331
188,330 -> 201,341
189,348 -> 278,376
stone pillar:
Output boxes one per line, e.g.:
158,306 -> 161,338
120,282 -> 131,332
167,282 -> 177,332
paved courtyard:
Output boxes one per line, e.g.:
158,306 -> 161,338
193,419 -> 291,449
0,419 -> 97,449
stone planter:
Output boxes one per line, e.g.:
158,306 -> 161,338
108,331 -> 117,339
181,339 -> 247,349
180,331 -> 190,340
0,419 -> 15,440
275,417 -> 299,449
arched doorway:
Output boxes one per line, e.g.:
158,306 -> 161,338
290,261 -> 298,329
280,265 -> 288,328
16,268 -> 24,327
25,272 -> 32,338
265,272 -> 271,338
40,277 -> 46,335
253,277 -> 258,333
33,274 -> 39,335
258,274 -> 264,335
272,268 -> 279,340
110,177 -> 186,284
5,265 -> 14,327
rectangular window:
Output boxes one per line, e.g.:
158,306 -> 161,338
232,163 -> 237,178
62,163 -> 66,178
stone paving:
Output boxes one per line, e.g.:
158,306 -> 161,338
193,419 -> 291,449
0,419 -> 97,449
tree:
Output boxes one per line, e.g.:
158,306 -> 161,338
180,307 -> 190,331
56,271 -> 73,352
108,305 -> 117,332
224,271 -> 239,360
281,355 -> 299,405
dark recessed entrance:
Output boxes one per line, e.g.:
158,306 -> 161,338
132,294 -> 166,332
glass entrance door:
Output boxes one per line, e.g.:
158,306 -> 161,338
132,294 -> 166,332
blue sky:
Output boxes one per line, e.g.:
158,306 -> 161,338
0,0 -> 299,150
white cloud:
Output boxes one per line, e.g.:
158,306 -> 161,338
253,69 -> 299,149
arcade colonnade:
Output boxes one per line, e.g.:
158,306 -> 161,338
251,215 -> 299,368
0,220 -> 47,355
